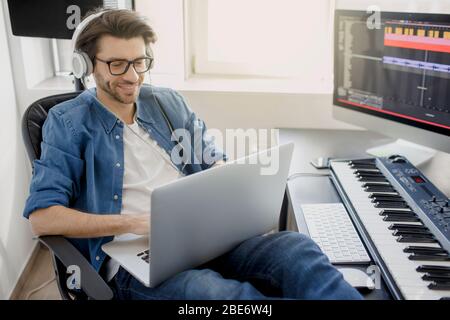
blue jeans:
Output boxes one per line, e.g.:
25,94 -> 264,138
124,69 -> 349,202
108,231 -> 363,300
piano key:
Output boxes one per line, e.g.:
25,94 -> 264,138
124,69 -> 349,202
368,191 -> 400,197
371,196 -> 404,202
359,176 -> 389,183
429,283 -> 450,290
397,235 -> 437,243
369,193 -> 402,199
389,224 -> 426,230
375,201 -> 409,208
380,213 -> 416,219
404,246 -> 446,254
350,164 -> 378,170
422,274 -> 450,282
392,228 -> 430,235
365,186 -> 397,193
363,183 -> 393,188
354,169 -> 381,174
393,230 -> 433,237
409,254 -> 450,261
355,172 -> 385,178
349,159 -> 376,164
417,265 -> 450,274
384,215 -> 421,223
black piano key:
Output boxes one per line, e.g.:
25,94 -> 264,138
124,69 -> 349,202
365,186 -> 396,193
371,196 -> 404,202
428,282 -> 450,290
369,193 -> 401,199
417,265 -> 450,274
384,215 -> 421,222
349,159 -> 376,164
389,223 -> 426,230
359,176 -> 389,183
375,201 -> 409,208
350,164 -> 378,170
395,232 -> 435,239
395,229 -> 432,235
409,254 -> 450,261
355,172 -> 385,178
422,273 -> 450,282
364,182 -> 393,188
355,169 -> 381,174
380,211 -> 415,217
404,246 -> 445,253
393,230 -> 433,237
397,235 -> 436,243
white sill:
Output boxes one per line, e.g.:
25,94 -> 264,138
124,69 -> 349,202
32,74 -> 333,95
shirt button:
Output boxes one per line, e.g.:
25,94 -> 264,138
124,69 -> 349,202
116,162 -> 121,168
95,256 -> 100,261
115,135 -> 120,140
113,195 -> 119,201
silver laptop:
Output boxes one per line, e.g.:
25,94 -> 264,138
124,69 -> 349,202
102,143 -> 294,287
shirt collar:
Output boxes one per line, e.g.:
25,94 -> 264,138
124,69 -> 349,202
80,88 -> 155,134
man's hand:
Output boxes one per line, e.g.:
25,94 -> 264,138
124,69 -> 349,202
127,214 -> 150,235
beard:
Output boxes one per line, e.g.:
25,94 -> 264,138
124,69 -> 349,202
95,72 -> 144,105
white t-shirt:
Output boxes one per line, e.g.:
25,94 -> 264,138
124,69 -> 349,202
105,120 -> 181,281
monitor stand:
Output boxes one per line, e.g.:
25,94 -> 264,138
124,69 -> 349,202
366,139 -> 436,167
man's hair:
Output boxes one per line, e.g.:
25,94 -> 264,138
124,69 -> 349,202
75,9 -> 157,62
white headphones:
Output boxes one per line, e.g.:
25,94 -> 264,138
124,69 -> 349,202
71,10 -> 154,79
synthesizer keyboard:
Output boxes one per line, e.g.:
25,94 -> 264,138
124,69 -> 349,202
330,156 -> 450,300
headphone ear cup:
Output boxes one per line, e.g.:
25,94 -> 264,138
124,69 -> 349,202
72,52 -> 87,79
81,52 -> 94,76
72,51 -> 92,78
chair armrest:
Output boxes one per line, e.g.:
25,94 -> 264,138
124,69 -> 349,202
38,235 -> 114,300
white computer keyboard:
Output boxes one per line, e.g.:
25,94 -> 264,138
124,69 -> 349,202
301,203 -> 371,264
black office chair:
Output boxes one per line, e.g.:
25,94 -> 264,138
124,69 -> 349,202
22,92 -> 114,300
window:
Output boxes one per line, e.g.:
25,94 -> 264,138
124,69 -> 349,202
188,0 -> 334,87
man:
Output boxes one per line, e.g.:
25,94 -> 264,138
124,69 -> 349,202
23,9 -> 362,300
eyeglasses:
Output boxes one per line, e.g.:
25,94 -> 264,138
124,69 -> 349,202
95,57 -> 153,76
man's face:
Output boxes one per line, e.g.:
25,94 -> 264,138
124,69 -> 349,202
94,35 -> 147,105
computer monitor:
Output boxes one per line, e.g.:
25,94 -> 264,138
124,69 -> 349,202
333,9 -> 450,164
7,0 -> 134,39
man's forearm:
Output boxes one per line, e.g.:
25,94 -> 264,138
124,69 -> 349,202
29,205 -> 148,238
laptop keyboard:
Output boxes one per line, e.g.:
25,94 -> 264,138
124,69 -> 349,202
137,249 -> 150,264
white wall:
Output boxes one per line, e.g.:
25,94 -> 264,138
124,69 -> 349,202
0,1 -> 36,300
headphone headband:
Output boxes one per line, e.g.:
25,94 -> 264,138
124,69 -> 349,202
71,10 -> 155,79
71,10 -> 108,53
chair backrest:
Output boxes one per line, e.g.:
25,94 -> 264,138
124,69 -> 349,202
22,92 -> 87,300
22,92 -> 81,165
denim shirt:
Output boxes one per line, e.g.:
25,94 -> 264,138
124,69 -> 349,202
23,84 -> 226,272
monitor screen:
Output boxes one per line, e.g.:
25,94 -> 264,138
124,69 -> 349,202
333,10 -> 450,136
7,0 -> 133,39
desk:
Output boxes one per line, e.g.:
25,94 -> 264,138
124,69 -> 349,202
279,128 -> 450,299
279,129 -> 450,196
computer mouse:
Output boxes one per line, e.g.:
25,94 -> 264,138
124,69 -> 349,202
338,267 -> 375,290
